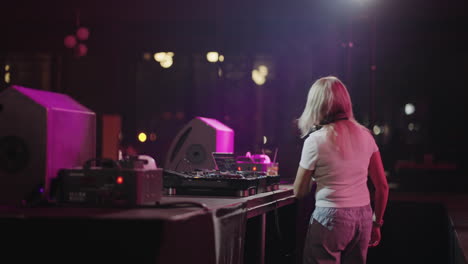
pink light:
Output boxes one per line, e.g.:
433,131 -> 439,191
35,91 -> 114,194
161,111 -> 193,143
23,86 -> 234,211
76,27 -> 90,41
64,35 -> 77,48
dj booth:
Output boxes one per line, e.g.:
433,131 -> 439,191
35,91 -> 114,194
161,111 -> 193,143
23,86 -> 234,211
0,185 -> 297,264
0,86 -> 301,264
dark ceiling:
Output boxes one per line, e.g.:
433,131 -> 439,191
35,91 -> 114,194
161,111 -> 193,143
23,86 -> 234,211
2,0 -> 467,25
2,0 -> 467,53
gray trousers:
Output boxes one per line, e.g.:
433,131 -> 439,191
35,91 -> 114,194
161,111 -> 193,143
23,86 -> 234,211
303,204 -> 373,264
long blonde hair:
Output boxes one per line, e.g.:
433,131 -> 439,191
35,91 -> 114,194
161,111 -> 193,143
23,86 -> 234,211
298,76 -> 369,157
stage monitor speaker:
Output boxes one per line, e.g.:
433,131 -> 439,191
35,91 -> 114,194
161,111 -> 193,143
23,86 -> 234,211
165,117 -> 234,171
0,85 -> 96,205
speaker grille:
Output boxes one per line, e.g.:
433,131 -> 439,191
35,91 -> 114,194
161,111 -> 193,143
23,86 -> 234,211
0,135 -> 30,174
186,144 -> 207,165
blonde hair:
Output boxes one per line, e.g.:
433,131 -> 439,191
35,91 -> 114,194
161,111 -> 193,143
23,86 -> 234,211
298,76 -> 369,157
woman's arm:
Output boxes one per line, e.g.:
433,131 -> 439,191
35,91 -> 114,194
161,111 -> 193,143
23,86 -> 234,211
369,151 -> 389,224
293,166 -> 314,199
368,151 -> 389,247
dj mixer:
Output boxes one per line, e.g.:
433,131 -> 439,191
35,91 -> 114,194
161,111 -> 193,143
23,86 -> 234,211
163,169 -> 280,197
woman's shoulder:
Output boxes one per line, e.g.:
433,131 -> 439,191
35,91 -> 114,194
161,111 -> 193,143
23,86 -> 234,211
303,126 -> 327,140
303,128 -> 328,148
354,124 -> 379,150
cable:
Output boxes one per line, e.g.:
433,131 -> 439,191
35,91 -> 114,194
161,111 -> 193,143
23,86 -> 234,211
274,207 -> 283,241
272,193 -> 296,261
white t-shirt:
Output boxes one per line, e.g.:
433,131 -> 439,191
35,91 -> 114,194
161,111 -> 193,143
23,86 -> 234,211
299,125 -> 378,208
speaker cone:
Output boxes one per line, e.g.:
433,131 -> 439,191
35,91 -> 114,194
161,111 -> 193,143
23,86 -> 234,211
0,135 -> 29,174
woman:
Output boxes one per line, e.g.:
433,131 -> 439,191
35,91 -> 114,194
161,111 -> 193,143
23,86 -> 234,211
293,76 -> 389,264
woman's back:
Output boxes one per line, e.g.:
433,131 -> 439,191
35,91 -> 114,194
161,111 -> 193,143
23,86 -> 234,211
300,121 -> 378,207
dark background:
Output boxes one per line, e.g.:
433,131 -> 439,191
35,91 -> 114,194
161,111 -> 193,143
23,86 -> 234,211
1,0 -> 467,185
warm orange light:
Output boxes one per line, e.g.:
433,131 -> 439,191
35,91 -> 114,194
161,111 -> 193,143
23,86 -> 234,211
116,176 -> 124,184
206,52 -> 219,63
237,166 -> 242,171
143,53 -> 152,61
253,166 -> 257,171
4,72 -> 11,84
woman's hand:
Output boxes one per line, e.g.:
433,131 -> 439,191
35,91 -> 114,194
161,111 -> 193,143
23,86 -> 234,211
293,166 -> 314,199
369,226 -> 381,247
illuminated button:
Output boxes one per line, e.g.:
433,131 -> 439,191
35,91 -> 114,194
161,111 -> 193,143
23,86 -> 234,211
116,176 -> 124,184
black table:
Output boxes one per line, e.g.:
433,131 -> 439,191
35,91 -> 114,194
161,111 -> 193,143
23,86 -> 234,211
0,184 -> 296,264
